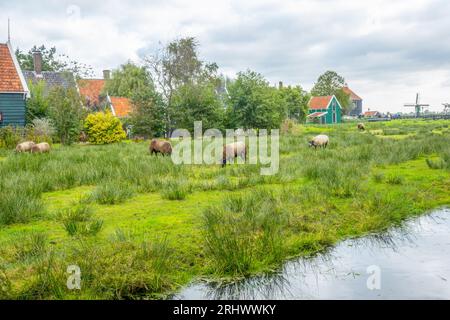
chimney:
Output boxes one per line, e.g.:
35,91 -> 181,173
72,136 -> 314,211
103,70 -> 111,80
32,51 -> 43,75
279,81 -> 283,89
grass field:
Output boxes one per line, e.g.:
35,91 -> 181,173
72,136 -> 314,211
0,119 -> 449,299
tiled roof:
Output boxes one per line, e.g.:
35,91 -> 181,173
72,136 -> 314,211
23,70 -> 76,91
110,97 -> 132,117
364,111 -> 379,117
309,96 -> 333,110
78,79 -> 105,107
343,87 -> 362,101
0,43 -> 24,92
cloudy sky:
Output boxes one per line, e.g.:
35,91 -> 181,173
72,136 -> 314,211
1,0 -> 449,112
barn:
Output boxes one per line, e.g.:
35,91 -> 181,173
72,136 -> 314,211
307,95 -> 342,124
0,41 -> 29,127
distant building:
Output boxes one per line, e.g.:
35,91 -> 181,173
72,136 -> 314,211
364,110 -> 381,118
23,51 -> 77,92
0,41 -> 29,127
307,95 -> 342,124
342,86 -> 363,116
78,70 -> 132,118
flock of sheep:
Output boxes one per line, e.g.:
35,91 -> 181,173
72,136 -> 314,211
15,123 -> 366,161
15,141 -> 51,154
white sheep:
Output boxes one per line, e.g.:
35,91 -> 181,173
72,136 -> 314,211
31,142 -> 51,154
15,141 -> 36,153
308,135 -> 329,149
222,141 -> 247,167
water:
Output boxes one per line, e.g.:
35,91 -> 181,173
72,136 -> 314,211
175,208 -> 450,300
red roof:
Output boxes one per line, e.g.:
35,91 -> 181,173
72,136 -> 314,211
110,97 -> 132,117
0,43 -> 24,92
364,111 -> 379,117
78,79 -> 105,107
342,87 -> 362,101
309,96 -> 333,110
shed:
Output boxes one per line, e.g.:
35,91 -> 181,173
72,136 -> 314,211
0,41 -> 29,127
307,95 -> 342,124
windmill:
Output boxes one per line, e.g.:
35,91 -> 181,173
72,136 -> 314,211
404,93 -> 429,118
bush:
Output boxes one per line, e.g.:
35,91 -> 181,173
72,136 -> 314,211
26,118 -> 55,144
84,112 -> 127,145
0,126 -> 22,149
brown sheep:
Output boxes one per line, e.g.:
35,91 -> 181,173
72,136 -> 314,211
358,123 -> 366,131
149,139 -> 172,156
31,143 -> 51,154
222,141 -> 247,167
15,141 -> 36,153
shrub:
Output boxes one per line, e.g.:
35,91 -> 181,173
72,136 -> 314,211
26,118 -> 55,143
84,112 -> 126,145
0,126 -> 22,149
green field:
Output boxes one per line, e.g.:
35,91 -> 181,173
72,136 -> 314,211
0,119 -> 449,299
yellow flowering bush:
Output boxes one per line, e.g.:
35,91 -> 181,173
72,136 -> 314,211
84,112 -> 126,145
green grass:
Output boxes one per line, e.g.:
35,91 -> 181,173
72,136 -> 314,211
0,119 -> 449,299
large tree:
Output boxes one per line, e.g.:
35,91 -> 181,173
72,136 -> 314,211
226,70 -> 285,129
144,37 -> 220,135
16,45 -> 93,78
103,62 -> 152,98
311,71 -> 351,114
279,85 -> 310,122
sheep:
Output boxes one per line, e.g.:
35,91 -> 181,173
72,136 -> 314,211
222,141 -> 247,167
149,139 -> 172,156
31,142 -> 51,154
308,135 -> 329,149
358,123 -> 366,131
15,141 -> 36,153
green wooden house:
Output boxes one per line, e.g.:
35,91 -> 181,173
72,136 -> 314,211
307,95 -> 342,124
0,41 -> 29,127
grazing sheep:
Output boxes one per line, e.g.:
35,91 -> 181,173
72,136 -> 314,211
149,139 -> 172,156
15,141 -> 36,153
222,141 -> 247,167
358,123 -> 366,131
309,135 -> 329,149
31,143 -> 51,154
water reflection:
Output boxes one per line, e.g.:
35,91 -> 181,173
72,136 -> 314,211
175,208 -> 450,300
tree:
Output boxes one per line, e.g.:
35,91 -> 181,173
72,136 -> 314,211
47,87 -> 84,145
129,86 -> 166,138
311,71 -> 351,114
104,62 -> 152,98
226,70 -> 285,129
15,45 -> 93,78
279,85 -> 310,123
26,80 -> 49,123
144,37 -> 219,135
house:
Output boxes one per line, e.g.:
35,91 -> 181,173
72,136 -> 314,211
364,110 -> 381,118
78,70 -> 132,118
23,51 -> 77,92
0,41 -> 29,127
307,95 -> 342,124
342,87 -> 363,116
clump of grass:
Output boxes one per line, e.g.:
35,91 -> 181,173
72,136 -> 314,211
0,190 -> 44,226
161,180 -> 190,200
91,181 -> 134,205
372,172 -> 385,183
13,232 -> 48,262
60,204 -> 103,237
426,158 -> 446,170
203,190 -> 290,276
386,174 -> 404,185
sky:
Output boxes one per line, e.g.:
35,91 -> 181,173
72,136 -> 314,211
1,0 -> 449,113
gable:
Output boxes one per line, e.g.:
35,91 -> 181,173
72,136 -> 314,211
110,96 -> 132,117
0,43 -> 25,93
342,87 -> 362,101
